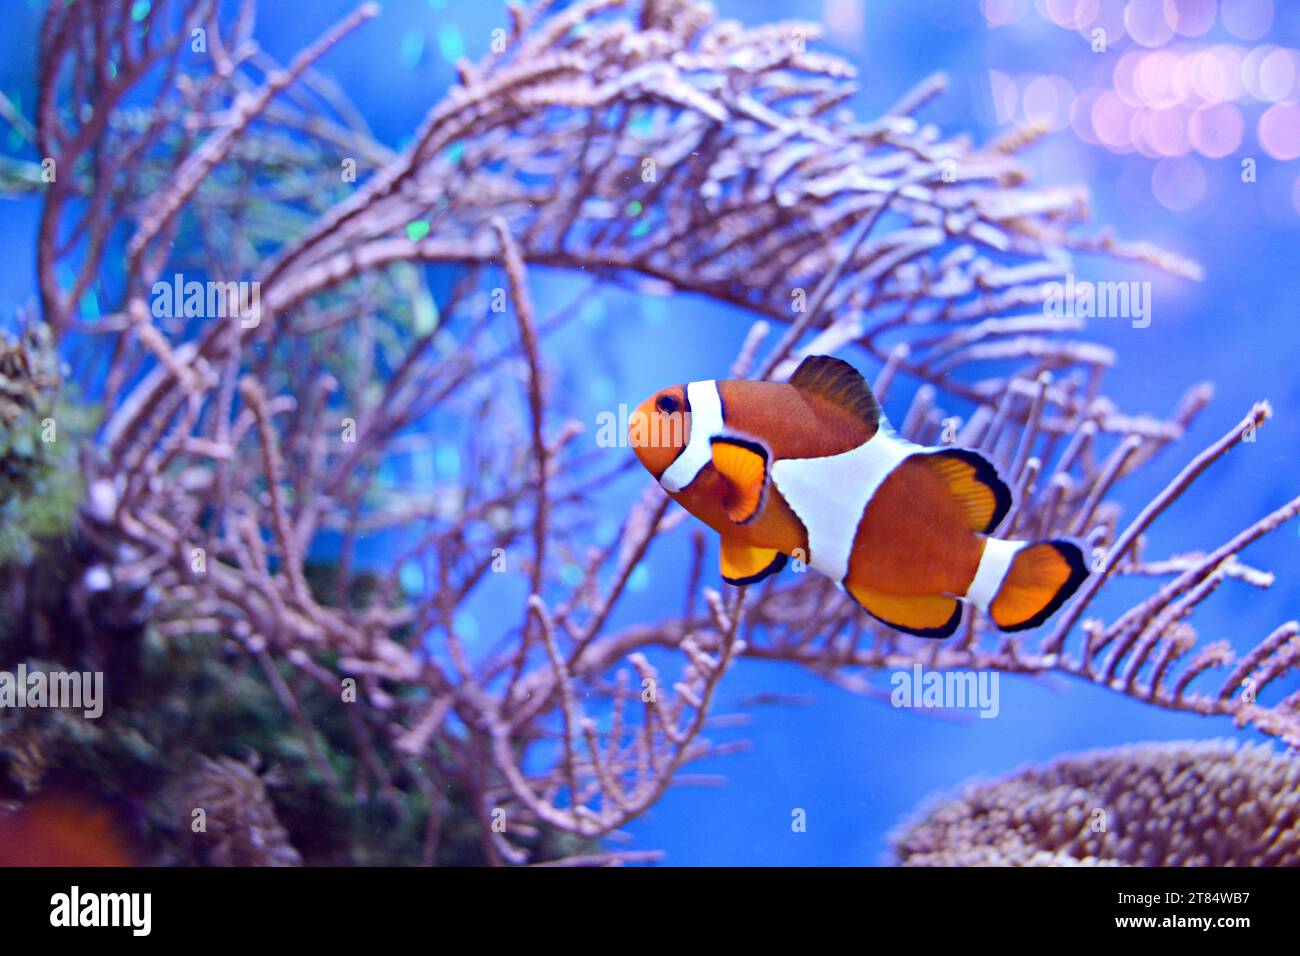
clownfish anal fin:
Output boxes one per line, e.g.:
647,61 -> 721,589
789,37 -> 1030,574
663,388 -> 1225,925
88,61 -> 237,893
916,448 -> 1012,534
788,355 -> 881,431
719,538 -> 787,586
845,583 -> 962,639
710,436 -> 769,524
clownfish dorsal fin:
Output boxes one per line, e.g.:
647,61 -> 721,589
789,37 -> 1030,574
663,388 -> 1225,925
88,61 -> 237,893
914,448 -> 1012,534
719,536 -> 787,586
710,436 -> 769,524
788,355 -> 881,432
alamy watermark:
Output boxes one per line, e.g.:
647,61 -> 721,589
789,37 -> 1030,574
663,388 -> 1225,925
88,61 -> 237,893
595,405 -> 687,448
151,272 -> 261,328
891,663 -> 999,718
1042,273 -> 1151,329
50,886 -> 150,936
0,663 -> 103,719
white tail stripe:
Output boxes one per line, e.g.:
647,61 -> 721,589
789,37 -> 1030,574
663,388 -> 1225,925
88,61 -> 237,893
659,380 -> 723,493
966,537 -> 1026,611
770,429 -> 915,584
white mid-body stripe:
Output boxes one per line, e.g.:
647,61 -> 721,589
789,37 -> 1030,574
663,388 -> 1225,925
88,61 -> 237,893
965,536 -> 1025,610
770,427 -> 917,585
659,380 -> 724,493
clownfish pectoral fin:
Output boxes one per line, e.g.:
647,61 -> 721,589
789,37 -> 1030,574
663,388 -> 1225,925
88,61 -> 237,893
845,583 -> 963,639
915,448 -> 1012,534
719,536 -> 787,586
788,355 -> 881,431
988,539 -> 1088,632
710,437 -> 769,524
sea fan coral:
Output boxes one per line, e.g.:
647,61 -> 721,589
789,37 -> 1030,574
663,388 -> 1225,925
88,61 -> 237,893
892,740 -> 1300,867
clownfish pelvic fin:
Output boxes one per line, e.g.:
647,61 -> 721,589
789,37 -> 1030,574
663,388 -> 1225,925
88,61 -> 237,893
719,536 -> 787,586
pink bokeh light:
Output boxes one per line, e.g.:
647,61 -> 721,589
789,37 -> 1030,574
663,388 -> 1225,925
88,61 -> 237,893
1257,47 -> 1298,102
1220,0 -> 1274,42
1025,75 -> 1077,130
981,0 -> 1030,26
1070,87 -> 1107,143
1125,0 -> 1176,47
1191,46 -> 1246,102
1147,105 -> 1192,156
1134,50 -> 1182,107
1164,0 -> 1216,38
1151,155 -> 1207,210
1078,0 -> 1129,45
1188,102 -> 1245,157
1093,90 -> 1139,149
1258,103 -> 1300,160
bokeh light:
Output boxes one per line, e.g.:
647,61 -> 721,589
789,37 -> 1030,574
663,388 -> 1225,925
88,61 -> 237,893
1080,0 -> 1129,46
1130,109 -> 1162,157
822,0 -> 865,42
1134,49 -> 1181,107
1187,102 -> 1244,157
1041,0 -> 1086,29
1125,0 -> 1175,47
1024,74 -> 1076,130
1164,0 -> 1216,38
981,0 -> 1029,26
1258,103 -> 1300,160
988,69 -> 1020,124
1151,155 -> 1207,210
1147,105 -> 1191,155
1257,47 -> 1298,102
1070,87 -> 1107,143
1093,89 -> 1138,149
1113,50 -> 1145,105
1192,45 -> 1246,102
1220,0 -> 1274,42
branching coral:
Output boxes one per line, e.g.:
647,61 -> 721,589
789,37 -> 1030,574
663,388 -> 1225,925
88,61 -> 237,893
7,0 -> 1298,864
892,740 -> 1300,866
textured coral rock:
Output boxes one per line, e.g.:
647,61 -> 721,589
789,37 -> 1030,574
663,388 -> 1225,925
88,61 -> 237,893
893,740 -> 1300,866
186,756 -> 303,867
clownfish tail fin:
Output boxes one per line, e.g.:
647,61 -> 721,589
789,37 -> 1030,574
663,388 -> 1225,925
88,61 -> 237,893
970,538 -> 1088,632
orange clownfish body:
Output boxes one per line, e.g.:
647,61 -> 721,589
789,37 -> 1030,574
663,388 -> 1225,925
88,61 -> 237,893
630,355 -> 1087,638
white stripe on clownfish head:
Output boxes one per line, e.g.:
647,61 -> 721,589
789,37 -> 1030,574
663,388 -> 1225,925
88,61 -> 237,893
659,380 -> 724,494
964,537 -> 1026,611
769,424 -> 919,585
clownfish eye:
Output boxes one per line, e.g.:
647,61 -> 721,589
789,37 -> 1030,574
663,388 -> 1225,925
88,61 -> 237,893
655,394 -> 680,414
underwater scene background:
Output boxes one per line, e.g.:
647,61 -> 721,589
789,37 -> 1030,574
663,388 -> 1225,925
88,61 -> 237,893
1,0 -> 1298,866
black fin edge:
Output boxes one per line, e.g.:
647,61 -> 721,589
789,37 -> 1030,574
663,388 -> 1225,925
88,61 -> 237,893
845,587 -> 963,640
997,540 -> 1090,632
921,447 -> 1013,534
722,549 -> 788,587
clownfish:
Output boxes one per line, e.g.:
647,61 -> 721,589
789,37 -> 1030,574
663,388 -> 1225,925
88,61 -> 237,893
0,789 -> 136,866
629,355 -> 1087,638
